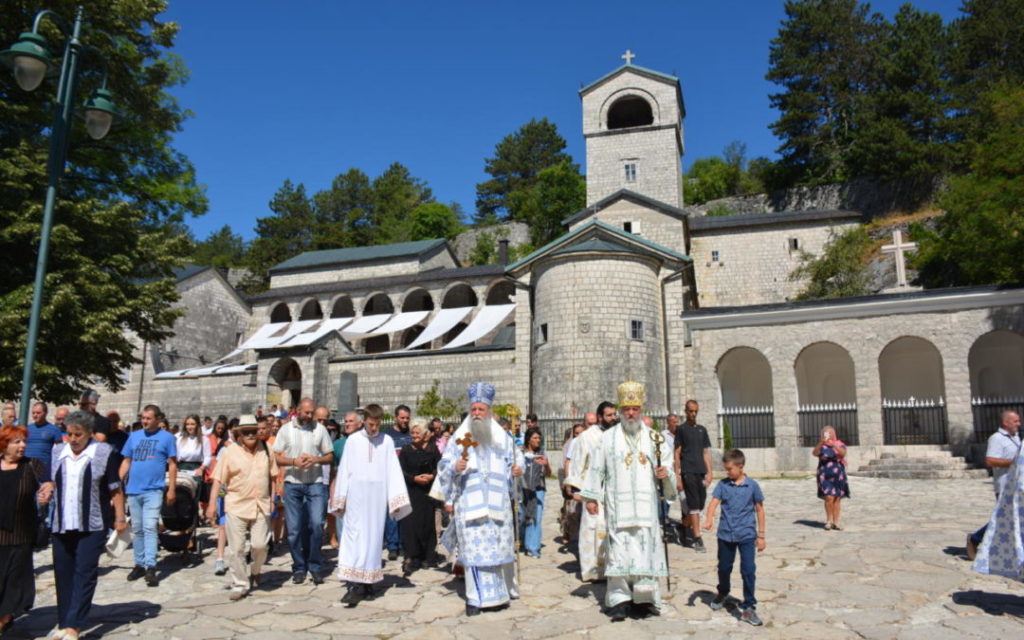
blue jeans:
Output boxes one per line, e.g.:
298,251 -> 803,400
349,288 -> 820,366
970,524 -> 987,546
128,489 -> 163,568
384,515 -> 401,552
283,482 -> 327,575
658,497 -> 670,524
717,538 -> 757,610
522,489 -> 545,554
52,530 -> 106,630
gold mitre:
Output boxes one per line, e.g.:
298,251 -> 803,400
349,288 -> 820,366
617,381 -> 645,408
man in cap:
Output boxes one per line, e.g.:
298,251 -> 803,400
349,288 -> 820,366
436,382 -> 524,616
582,382 -> 676,621
331,404 -> 411,605
206,415 -> 279,600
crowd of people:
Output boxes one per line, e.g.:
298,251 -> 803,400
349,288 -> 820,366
0,388 -> 1020,636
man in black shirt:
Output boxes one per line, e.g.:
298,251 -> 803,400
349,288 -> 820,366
79,389 -> 111,442
673,400 -> 712,552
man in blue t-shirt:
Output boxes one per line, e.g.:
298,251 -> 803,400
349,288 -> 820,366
26,402 -> 63,478
120,403 -> 178,587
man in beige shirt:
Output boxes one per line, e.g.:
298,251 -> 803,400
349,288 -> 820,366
206,415 -> 278,600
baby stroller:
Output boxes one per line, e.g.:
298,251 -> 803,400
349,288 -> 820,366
158,475 -> 204,564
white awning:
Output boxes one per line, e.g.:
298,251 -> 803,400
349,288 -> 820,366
180,365 -> 223,377
237,322 -> 290,350
279,317 -> 353,347
441,304 -> 515,349
400,307 -> 473,351
212,363 -> 257,375
260,319 -> 319,348
154,368 -> 191,380
364,310 -> 430,336
340,314 -> 392,339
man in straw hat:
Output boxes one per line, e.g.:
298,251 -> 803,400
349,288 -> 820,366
436,382 -> 524,616
206,414 -> 279,600
582,381 -> 677,621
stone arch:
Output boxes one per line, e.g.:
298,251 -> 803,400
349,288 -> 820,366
330,296 -> 355,318
401,325 -> 428,350
607,94 -> 654,129
298,298 -> 323,321
270,303 -> 292,323
485,280 -> 516,305
267,357 -> 301,410
363,292 -> 394,315
444,322 -> 469,345
401,288 -> 435,312
878,336 -> 945,402
364,334 -> 389,354
794,341 -> 856,405
969,329 -> 1024,398
442,282 -> 477,308
716,347 -> 773,408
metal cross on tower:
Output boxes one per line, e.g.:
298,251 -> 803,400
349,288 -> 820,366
621,49 -> 636,65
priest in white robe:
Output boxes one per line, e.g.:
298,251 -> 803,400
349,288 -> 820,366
565,400 -> 618,581
331,403 -> 411,605
582,381 -> 677,621
437,382 -> 524,616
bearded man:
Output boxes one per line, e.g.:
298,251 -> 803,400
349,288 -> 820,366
582,382 -> 676,621
436,382 -> 523,616
564,401 -> 618,581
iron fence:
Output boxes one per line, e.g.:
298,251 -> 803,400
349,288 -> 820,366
971,397 -> 1024,443
798,404 -> 860,446
882,397 -> 947,445
718,407 -> 775,449
535,414 -> 674,449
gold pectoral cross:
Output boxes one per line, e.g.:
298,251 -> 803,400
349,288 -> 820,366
624,451 -> 633,468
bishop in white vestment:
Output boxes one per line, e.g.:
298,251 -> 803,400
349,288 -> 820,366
331,404 -> 411,604
437,382 -> 524,616
564,401 -> 618,581
582,381 -> 676,620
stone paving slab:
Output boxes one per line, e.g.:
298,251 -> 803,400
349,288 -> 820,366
6,476 -> 1024,638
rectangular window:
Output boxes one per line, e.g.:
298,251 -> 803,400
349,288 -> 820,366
711,250 -> 720,262
629,319 -> 644,341
538,323 -> 548,345
624,163 -> 637,182
623,221 -> 633,233
788,237 -> 800,251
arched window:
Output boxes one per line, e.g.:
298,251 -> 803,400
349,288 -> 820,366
607,95 -> 653,129
485,281 -> 515,305
716,347 -> 775,448
364,293 -> 394,315
794,342 -> 859,445
442,284 -> 477,309
402,289 -> 435,312
270,303 -> 292,323
298,299 -> 323,320
331,296 -> 355,318
878,337 -> 948,445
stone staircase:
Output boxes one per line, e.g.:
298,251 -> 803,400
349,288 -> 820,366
851,448 -> 989,480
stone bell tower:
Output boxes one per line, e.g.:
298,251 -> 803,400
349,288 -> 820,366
580,50 -> 686,208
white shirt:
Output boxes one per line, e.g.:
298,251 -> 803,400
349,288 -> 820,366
176,435 -> 211,466
59,442 -> 97,531
272,420 -> 333,484
987,428 -> 1022,495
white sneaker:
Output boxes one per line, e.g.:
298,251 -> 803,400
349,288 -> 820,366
214,558 -> 227,575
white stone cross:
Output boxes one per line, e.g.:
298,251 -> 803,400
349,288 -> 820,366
881,229 -> 918,288
621,49 -> 636,65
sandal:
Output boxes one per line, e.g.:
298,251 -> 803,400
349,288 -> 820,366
824,523 -> 834,530
832,523 -> 843,531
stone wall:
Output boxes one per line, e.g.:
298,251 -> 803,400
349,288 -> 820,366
531,253 -> 668,415
685,300 -> 1024,473
568,198 -> 686,255
690,219 -> 859,307
269,256 -> 426,290
451,222 -> 531,266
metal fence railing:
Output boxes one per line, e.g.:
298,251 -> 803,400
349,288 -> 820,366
797,404 -> 859,446
882,397 -> 947,445
718,407 -> 775,449
535,414 -> 674,449
971,397 -> 1024,443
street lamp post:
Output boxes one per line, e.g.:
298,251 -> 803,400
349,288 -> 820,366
1,6 -> 117,426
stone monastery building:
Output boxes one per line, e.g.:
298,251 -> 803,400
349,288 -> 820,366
100,57 -> 1024,473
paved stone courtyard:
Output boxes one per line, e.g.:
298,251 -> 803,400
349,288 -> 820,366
9,475 -> 1024,639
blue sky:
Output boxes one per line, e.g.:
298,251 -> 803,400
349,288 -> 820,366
162,0 -> 965,241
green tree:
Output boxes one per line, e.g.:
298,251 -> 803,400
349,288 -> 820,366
685,157 -> 735,204
0,0 -> 206,401
191,225 -> 247,268
475,118 -> 577,222
417,379 -> 461,418
508,161 -> 585,245
241,180 -> 314,292
372,162 -> 434,243
790,226 -> 875,300
766,0 -> 885,185
468,230 -> 500,266
913,85 -> 1024,287
311,168 -> 374,249
408,202 -> 463,241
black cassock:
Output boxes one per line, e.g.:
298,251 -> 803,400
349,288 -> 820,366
398,443 -> 442,562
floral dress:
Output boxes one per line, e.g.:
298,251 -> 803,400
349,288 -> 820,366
817,444 -> 850,499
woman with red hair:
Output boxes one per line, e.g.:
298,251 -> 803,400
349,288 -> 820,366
0,425 -> 52,634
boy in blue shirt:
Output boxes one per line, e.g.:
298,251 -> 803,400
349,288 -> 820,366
703,449 -> 766,626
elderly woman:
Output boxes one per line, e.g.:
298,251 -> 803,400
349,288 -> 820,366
398,420 -> 442,575
0,425 -> 52,634
50,411 -> 126,640
812,426 -> 849,530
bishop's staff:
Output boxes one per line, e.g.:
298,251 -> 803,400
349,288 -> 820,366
651,429 -> 673,593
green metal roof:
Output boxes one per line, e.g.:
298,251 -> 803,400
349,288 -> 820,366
269,238 -> 448,273
549,236 -> 643,259
580,63 -> 680,96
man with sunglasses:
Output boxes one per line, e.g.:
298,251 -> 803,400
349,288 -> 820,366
206,415 -> 279,601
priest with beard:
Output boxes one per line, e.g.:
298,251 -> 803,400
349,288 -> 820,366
331,404 -> 411,605
436,382 -> 524,616
582,381 -> 677,621
565,400 -> 618,582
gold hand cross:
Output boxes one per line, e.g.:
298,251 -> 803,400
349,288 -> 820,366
456,433 -> 478,461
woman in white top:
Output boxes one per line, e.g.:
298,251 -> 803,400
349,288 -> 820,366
176,414 -> 211,490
